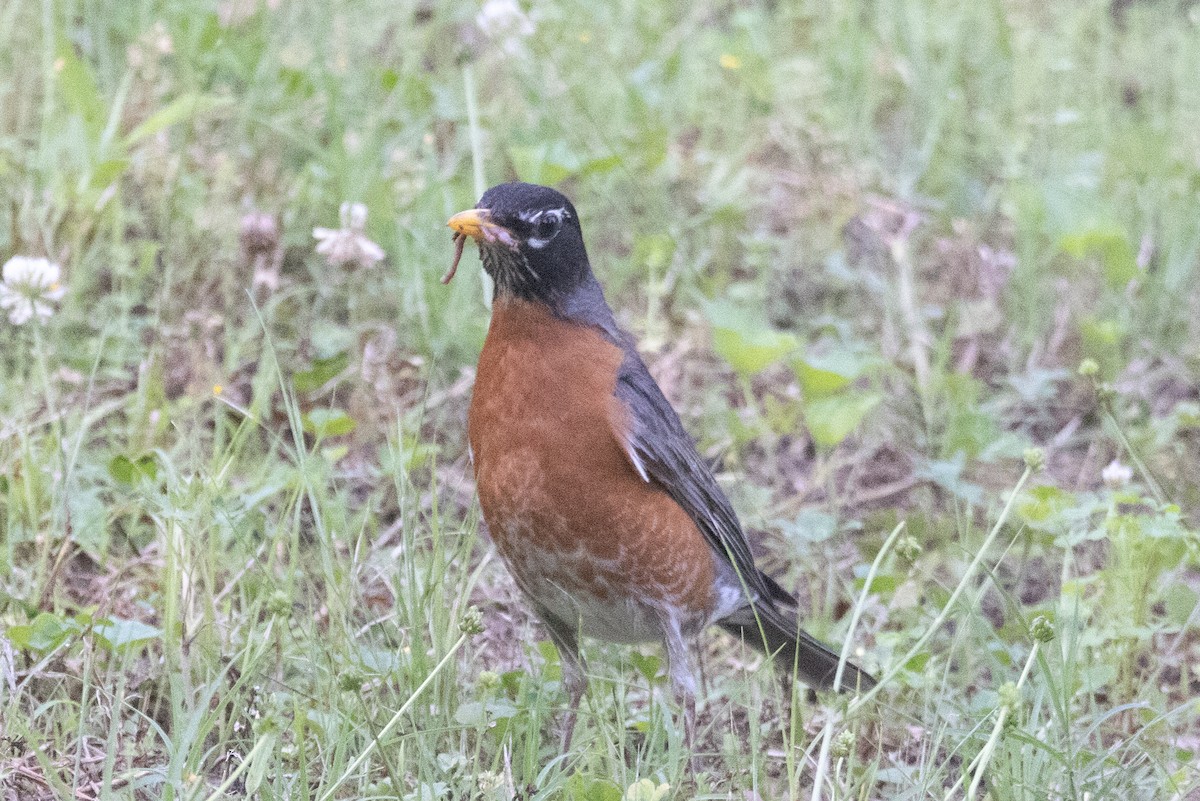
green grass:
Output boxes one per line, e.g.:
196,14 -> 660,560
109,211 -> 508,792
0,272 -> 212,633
2,0 -> 1199,798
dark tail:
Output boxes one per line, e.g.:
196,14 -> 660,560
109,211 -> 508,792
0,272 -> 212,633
720,611 -> 876,693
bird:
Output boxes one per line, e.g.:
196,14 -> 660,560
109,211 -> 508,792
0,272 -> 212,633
444,181 -> 875,750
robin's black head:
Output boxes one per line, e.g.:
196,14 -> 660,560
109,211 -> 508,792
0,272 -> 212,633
445,182 -> 593,306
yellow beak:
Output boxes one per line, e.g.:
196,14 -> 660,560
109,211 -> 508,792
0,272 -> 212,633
447,208 -> 507,243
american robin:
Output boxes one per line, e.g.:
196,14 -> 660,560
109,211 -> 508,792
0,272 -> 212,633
445,181 -> 875,749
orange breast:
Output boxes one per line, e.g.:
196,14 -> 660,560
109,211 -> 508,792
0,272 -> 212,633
468,298 -> 718,641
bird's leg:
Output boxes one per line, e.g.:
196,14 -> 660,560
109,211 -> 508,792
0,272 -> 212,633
540,612 -> 587,751
658,614 -> 699,764
558,651 -> 588,751
681,688 -> 696,751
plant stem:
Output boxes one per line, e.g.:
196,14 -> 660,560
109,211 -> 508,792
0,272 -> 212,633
850,465 -> 1034,713
316,633 -> 469,801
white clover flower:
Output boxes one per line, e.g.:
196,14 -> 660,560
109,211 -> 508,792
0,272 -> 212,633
476,771 -> 504,793
0,256 -> 67,325
1102,459 -> 1133,489
312,202 -> 385,268
477,0 -> 535,56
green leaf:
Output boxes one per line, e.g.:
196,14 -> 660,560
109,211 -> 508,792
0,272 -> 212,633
8,612 -> 79,652
855,573 -> 898,595
453,701 -> 485,726
123,93 -> 234,149
108,453 -> 159,485
1028,151 -> 1106,238
485,699 -> 519,719
321,445 -> 349,464
704,301 -> 798,377
537,639 -> 560,664
405,782 -> 449,801
454,699 -> 518,726
779,508 -> 839,545
1079,316 -> 1128,376
293,351 -> 351,392
302,408 -> 357,438
310,321 -> 357,359
915,456 -> 985,506
383,436 -> 440,473
244,731 -> 276,796
578,153 -> 623,177
92,617 -> 162,651
762,394 -> 803,435
804,392 -> 880,449
711,327 -> 799,375
564,773 -> 623,801
56,39 -> 105,135
500,670 -> 524,698
903,651 -> 930,672
938,373 -> 1000,459
89,158 -> 130,190
1018,485 -> 1076,527
632,233 -> 675,272
508,141 -> 621,185
794,362 -> 851,397
1059,227 -> 1139,289
1162,584 -> 1199,628
1078,663 -> 1117,694
628,652 -> 661,685
65,483 -> 109,555
356,645 -> 402,675
792,347 -> 877,399
305,709 -> 339,737
623,779 -> 671,801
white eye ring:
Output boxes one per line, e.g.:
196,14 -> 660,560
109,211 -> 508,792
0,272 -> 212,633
524,210 -> 565,249
528,221 -> 558,249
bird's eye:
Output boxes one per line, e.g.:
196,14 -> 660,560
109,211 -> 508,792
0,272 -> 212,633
531,216 -> 560,240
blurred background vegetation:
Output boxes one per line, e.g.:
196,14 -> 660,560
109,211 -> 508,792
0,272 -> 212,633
1,0 -> 1198,798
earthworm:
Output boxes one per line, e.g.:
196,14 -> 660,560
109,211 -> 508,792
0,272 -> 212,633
442,231 -> 466,284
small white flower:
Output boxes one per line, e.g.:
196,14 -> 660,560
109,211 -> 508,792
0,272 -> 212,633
476,771 -> 504,793
1102,459 -> 1133,489
312,202 -> 385,268
0,256 -> 67,325
477,0 -> 535,56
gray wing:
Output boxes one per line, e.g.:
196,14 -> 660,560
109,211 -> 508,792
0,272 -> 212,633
612,348 -> 795,609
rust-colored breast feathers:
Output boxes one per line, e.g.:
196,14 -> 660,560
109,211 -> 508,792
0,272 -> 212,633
468,298 -> 718,625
